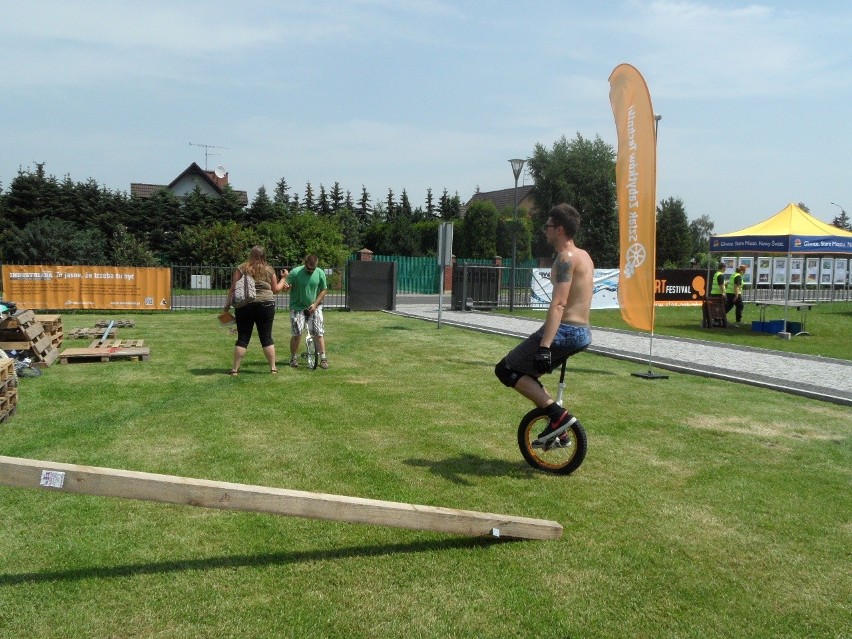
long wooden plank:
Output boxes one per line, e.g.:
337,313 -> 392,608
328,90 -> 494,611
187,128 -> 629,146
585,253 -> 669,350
0,455 -> 562,541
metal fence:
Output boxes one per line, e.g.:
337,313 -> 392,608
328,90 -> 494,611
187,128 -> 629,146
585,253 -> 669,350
170,264 -> 349,310
2,262 -> 849,312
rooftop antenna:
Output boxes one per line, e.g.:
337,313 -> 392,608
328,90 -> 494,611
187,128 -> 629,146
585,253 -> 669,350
188,142 -> 228,170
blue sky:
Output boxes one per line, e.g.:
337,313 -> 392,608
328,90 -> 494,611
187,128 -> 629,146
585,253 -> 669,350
1,0 -> 850,234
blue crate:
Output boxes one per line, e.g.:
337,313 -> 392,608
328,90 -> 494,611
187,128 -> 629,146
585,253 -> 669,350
751,321 -> 765,332
765,320 -> 785,334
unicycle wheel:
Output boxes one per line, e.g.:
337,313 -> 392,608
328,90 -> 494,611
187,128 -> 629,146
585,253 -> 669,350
517,408 -> 587,475
304,335 -> 318,370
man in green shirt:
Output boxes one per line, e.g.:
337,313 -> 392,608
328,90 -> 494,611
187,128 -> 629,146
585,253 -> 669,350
286,255 -> 329,369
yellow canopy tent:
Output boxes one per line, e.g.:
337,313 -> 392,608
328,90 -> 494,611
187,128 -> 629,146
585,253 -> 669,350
710,203 -> 852,333
711,203 -> 852,254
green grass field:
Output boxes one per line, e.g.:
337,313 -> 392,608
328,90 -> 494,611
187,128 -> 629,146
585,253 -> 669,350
0,311 -> 849,638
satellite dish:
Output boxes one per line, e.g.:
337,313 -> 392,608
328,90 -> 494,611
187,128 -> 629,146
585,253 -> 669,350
214,165 -> 226,178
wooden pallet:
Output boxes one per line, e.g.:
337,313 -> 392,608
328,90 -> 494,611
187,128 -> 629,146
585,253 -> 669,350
0,332 -> 53,354
31,345 -> 59,368
0,405 -> 16,423
0,358 -> 13,382
0,321 -> 44,342
95,319 -> 135,328
0,309 -> 36,330
0,309 -> 57,368
68,327 -> 117,339
60,340 -> 149,364
86,339 -> 146,349
0,388 -> 18,423
35,315 -> 63,349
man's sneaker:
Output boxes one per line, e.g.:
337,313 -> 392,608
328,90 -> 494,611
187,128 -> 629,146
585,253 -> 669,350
319,358 -> 329,369
289,357 -> 299,368
534,411 -> 576,445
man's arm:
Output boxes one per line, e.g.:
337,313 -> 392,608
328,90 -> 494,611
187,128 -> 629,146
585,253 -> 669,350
540,252 -> 573,348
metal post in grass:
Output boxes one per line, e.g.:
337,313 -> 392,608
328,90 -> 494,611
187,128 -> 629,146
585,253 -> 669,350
508,158 -> 525,312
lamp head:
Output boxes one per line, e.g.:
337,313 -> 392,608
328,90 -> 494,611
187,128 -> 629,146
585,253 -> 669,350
509,158 -> 525,180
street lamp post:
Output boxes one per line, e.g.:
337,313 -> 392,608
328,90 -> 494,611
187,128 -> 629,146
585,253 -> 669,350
509,158 -> 525,312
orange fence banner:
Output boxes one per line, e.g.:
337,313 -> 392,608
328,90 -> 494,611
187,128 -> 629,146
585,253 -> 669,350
2,265 -> 172,311
609,63 -> 657,332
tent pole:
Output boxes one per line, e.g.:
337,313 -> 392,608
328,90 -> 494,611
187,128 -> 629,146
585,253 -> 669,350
783,248 -> 791,333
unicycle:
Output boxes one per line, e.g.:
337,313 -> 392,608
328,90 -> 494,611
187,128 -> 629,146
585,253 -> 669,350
517,358 -> 587,475
302,333 -> 318,370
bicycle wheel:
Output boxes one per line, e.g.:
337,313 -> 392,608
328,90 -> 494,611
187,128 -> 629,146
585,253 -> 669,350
305,334 -> 318,370
15,362 -> 42,378
517,408 -> 587,475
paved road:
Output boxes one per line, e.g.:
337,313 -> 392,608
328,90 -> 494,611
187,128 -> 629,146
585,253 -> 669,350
389,304 -> 852,407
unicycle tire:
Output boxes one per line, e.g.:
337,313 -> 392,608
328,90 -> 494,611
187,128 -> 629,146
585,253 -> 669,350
517,408 -> 587,475
305,335 -> 318,370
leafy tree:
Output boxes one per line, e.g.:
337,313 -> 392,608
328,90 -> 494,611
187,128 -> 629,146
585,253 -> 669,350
438,189 -> 461,220
4,164 -> 62,229
831,207 -> 851,231
273,177 -> 290,209
425,188 -> 435,218
254,221 -> 299,266
303,182 -> 315,212
385,188 -> 396,222
128,188 -> 182,262
357,185 -> 372,225
110,225 -> 157,266
496,207 -> 532,263
459,200 -> 498,258
399,189 -> 412,220
246,185 -> 274,224
413,219 -> 443,255
656,196 -> 692,268
688,214 -> 714,259
276,214 -> 348,267
317,184 -> 331,216
172,221 -> 257,265
383,213 -> 418,255
361,221 -> 388,254
334,207 -> 362,251
527,133 -> 618,265
330,182 -> 344,213
5,218 -> 107,264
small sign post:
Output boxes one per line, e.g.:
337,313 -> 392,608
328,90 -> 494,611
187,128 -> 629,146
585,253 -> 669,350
437,223 -> 454,328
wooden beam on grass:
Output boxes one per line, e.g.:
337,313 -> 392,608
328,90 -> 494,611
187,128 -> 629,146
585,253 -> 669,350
0,456 -> 562,541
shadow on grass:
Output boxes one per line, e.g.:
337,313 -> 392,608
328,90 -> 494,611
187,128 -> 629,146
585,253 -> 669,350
0,537 -> 506,587
405,453 -> 537,485
188,368 -> 276,376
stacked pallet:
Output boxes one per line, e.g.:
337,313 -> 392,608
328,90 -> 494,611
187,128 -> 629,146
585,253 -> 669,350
68,327 -> 117,340
35,314 -> 64,349
0,357 -> 17,423
0,310 -> 59,368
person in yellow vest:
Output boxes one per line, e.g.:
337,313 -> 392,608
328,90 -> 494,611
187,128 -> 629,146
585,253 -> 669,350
710,262 -> 727,298
725,264 -> 747,325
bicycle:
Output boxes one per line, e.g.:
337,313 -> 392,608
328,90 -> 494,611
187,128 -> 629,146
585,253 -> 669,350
6,350 -> 42,380
516,357 -> 587,475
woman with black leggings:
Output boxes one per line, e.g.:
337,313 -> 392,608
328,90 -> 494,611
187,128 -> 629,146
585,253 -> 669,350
223,245 -> 290,375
